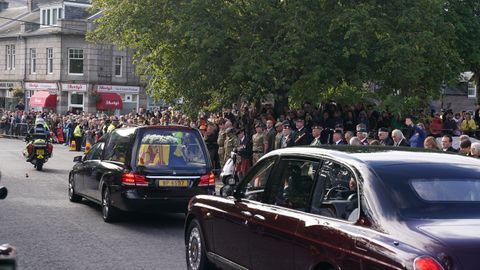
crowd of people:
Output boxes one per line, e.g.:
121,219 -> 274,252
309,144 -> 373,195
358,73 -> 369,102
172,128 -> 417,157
2,101 -> 480,172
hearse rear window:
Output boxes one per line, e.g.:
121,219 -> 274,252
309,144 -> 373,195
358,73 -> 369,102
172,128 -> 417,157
137,129 -> 207,169
411,179 -> 480,202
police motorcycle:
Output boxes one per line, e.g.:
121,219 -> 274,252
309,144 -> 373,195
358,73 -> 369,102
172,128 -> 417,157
0,173 -> 17,269
23,118 -> 53,171
219,150 -> 239,197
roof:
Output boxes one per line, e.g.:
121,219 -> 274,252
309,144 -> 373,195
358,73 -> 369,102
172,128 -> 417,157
0,0 -> 90,38
263,145 -> 480,168
0,6 -> 29,28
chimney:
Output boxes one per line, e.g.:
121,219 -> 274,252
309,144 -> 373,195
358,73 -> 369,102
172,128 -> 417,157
27,0 -> 39,12
0,0 -> 9,11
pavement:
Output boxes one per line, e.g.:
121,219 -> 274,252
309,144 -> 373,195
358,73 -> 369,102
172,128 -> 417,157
0,138 -> 188,270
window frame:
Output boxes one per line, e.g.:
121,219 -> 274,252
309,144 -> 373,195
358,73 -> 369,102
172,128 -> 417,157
40,7 -> 63,26
236,156 -> 278,203
114,56 -> 123,77
5,45 -> 15,70
85,143 -> 105,161
30,48 -> 37,74
309,158 -> 361,222
267,157 -> 321,212
103,129 -> 135,164
68,48 -> 84,75
47,48 -> 53,74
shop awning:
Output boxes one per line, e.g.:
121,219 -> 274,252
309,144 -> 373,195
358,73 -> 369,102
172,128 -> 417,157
96,93 -> 123,110
29,91 -> 57,108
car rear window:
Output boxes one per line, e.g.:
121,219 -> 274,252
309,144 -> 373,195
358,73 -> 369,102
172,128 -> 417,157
137,129 -> 207,169
374,163 -> 480,218
411,179 -> 480,202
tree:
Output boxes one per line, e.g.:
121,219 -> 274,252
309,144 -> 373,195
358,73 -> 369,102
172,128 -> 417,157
445,0 -> 480,99
88,0 -> 460,113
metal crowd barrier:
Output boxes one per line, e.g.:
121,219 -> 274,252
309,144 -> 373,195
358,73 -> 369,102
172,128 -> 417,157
0,123 -> 30,139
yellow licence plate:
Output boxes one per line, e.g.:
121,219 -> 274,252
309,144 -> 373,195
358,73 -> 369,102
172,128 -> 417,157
36,149 -> 45,155
158,180 -> 189,187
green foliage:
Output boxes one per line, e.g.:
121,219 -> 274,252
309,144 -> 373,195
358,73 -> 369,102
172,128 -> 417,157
12,88 -> 24,100
88,0 -> 462,112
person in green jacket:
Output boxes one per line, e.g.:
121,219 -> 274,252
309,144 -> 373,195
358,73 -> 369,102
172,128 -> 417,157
73,122 -> 83,151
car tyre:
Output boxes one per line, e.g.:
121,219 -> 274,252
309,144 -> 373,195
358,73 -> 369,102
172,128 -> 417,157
186,219 -> 213,270
68,174 -> 82,203
102,186 -> 119,223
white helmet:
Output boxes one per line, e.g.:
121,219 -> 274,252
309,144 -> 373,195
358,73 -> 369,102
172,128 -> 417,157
35,118 -> 45,126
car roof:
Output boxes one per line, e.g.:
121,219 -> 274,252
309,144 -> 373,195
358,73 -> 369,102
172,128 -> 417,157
263,145 -> 480,169
136,125 -> 197,131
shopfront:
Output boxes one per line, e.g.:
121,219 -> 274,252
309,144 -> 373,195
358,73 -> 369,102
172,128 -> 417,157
61,83 -> 88,113
0,82 -> 19,110
25,82 -> 59,111
96,85 -> 140,114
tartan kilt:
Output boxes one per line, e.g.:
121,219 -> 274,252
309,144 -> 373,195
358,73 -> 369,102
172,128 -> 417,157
236,157 -> 251,173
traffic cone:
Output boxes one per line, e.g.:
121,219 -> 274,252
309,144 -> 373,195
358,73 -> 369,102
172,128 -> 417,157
84,142 -> 91,154
69,140 -> 76,151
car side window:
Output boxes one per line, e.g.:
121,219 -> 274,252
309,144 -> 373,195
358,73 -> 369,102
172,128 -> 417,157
270,159 -> 319,212
241,158 -> 276,203
104,130 -> 134,163
91,143 -> 104,160
85,143 -> 101,161
310,160 -> 359,221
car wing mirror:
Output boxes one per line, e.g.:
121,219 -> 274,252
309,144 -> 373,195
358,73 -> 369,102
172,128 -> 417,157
0,186 -> 8,200
73,156 -> 83,163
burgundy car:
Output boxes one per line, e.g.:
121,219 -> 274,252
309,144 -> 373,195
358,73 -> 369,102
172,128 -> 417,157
184,146 -> 480,270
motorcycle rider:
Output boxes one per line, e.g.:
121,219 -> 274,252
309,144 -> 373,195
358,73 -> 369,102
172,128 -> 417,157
26,117 -> 50,142
25,117 -> 51,161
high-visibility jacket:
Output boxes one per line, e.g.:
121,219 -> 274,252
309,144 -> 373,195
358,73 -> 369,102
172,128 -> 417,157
107,124 -> 116,133
74,125 -> 82,138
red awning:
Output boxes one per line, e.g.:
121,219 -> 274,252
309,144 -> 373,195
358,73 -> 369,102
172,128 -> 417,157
29,91 -> 57,108
96,93 -> 123,110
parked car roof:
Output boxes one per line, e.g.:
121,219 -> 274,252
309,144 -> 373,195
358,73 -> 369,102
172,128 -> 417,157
262,145 -> 480,168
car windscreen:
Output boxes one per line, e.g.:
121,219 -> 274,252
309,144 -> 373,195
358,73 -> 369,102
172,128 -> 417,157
136,129 -> 208,170
374,163 -> 480,219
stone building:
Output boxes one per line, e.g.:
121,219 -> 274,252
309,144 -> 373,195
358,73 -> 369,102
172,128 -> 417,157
0,0 -> 147,114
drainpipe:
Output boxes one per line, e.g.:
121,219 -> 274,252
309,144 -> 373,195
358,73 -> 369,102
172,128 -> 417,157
22,35 -> 28,111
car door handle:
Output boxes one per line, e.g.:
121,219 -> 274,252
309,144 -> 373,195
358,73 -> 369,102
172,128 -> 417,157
355,239 -> 369,252
253,214 -> 266,221
241,211 -> 252,217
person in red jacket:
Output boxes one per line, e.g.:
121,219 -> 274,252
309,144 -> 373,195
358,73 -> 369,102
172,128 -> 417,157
430,112 -> 443,137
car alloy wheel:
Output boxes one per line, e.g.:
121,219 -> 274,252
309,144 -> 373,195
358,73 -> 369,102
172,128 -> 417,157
102,187 -> 118,223
68,175 -> 82,203
186,219 -> 211,270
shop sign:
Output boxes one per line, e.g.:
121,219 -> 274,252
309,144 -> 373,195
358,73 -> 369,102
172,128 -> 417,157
97,85 -> 140,94
106,100 -> 120,106
25,82 -> 58,91
0,82 -> 15,89
62,83 -> 88,92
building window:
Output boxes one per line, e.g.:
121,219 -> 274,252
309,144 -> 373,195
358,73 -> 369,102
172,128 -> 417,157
40,7 -> 63,26
30,49 -> 37,74
47,48 -> 53,74
68,48 -> 84,75
114,56 -> 123,77
5,45 -> 15,70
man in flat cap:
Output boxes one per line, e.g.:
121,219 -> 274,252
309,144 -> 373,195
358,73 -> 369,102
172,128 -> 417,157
333,129 -> 347,145
378,127 -> 394,146
356,123 -> 369,145
293,117 -> 313,146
